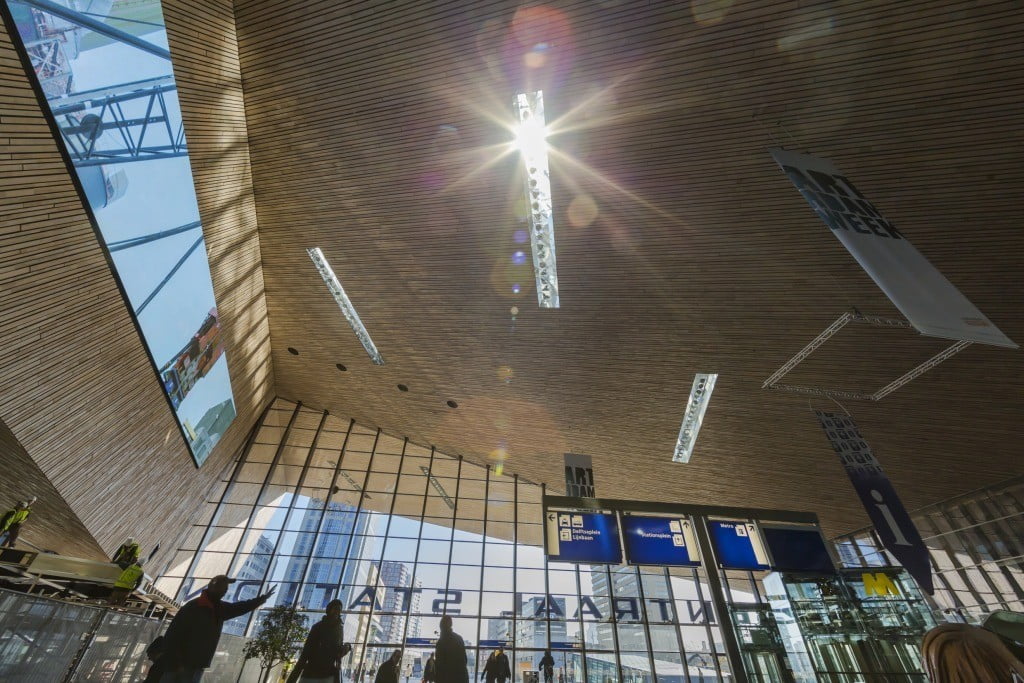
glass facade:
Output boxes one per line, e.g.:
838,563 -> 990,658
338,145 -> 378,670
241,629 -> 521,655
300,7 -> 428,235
835,474 -> 1024,624
157,399 -> 737,682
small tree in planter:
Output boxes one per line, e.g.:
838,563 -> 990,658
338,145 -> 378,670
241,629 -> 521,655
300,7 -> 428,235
243,604 -> 308,683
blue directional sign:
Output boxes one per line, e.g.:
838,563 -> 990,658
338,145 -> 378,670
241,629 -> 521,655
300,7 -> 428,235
762,526 -> 835,574
708,520 -> 770,570
545,510 -> 622,564
405,637 -> 437,647
621,515 -> 700,567
479,639 -> 512,648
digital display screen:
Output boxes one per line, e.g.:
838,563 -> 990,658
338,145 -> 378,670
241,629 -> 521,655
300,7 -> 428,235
621,515 -> 700,567
762,526 -> 835,574
3,0 -> 236,465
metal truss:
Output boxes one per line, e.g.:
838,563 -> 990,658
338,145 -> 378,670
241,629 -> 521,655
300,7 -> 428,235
763,312 -> 972,401
52,76 -> 187,167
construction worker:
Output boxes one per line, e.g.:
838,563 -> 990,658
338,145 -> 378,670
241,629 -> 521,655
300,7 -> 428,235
109,559 -> 145,605
113,537 -> 141,569
0,497 -> 35,548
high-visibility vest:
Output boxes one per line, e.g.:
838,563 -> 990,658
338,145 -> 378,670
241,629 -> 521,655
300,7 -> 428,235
114,564 -> 145,590
0,508 -> 29,533
114,542 -> 140,563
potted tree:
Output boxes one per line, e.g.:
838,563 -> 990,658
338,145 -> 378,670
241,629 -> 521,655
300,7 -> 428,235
243,604 -> 309,683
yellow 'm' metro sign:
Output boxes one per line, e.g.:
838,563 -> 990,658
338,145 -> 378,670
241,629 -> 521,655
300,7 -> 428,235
862,572 -> 900,596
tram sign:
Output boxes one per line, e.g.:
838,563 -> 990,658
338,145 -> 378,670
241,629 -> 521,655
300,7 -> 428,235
545,510 -> 622,564
621,515 -> 700,567
708,520 -> 771,570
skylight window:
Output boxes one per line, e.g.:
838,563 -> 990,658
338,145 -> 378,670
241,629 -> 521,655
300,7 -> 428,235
673,373 -> 718,463
2,0 -> 236,466
307,247 -> 384,365
514,90 -> 559,308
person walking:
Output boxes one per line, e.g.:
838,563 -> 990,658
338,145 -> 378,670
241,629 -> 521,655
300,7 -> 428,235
287,599 -> 350,683
0,498 -> 35,548
109,558 -> 144,605
113,537 -> 141,569
423,653 -> 436,683
159,575 -> 276,682
434,615 -> 469,683
375,650 -> 402,683
493,649 -> 510,683
480,652 -> 497,683
539,651 -> 555,683
144,636 -> 167,683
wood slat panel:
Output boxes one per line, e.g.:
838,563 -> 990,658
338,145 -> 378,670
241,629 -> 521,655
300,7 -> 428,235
233,0 -> 1023,536
0,0 -> 274,569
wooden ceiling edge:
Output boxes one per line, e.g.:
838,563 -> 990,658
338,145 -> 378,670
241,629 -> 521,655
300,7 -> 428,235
272,394 -> 556,490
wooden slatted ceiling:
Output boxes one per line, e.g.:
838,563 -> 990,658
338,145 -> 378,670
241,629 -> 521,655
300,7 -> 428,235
229,0 -> 1023,537
0,1 -> 274,569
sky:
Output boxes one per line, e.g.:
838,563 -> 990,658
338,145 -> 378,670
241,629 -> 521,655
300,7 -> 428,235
24,8 -> 236,450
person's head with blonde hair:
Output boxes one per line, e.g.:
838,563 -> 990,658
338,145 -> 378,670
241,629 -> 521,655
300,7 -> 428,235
922,623 -> 1024,682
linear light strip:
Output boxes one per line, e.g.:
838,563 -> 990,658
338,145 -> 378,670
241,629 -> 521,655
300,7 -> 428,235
307,247 -> 384,365
515,91 -> 559,308
673,373 -> 718,463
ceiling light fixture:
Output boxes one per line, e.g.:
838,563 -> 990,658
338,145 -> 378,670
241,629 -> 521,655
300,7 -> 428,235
673,373 -> 718,463
514,90 -> 559,309
307,247 -> 384,365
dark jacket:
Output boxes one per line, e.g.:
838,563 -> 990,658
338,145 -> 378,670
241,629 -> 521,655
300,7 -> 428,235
539,654 -> 555,677
491,655 -> 512,679
375,658 -> 400,683
291,616 -> 346,679
434,630 -> 469,683
162,590 -> 268,670
424,657 -> 437,682
143,636 -> 165,683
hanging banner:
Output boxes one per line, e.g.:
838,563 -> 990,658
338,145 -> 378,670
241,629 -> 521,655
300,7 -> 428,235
770,149 -> 1016,349
815,411 -> 933,594
564,453 -> 595,497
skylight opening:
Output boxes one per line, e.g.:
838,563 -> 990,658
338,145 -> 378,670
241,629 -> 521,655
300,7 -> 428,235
307,247 -> 384,365
514,90 -> 559,309
673,373 -> 718,463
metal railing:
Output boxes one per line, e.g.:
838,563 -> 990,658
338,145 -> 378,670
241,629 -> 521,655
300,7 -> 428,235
0,588 -> 259,681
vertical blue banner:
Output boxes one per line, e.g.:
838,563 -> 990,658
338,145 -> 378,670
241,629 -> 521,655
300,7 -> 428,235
815,411 -> 933,594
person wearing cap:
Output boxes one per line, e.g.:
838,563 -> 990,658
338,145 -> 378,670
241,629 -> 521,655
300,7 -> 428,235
160,575 -> 276,682
113,537 -> 142,569
287,599 -> 351,683
0,497 -> 35,548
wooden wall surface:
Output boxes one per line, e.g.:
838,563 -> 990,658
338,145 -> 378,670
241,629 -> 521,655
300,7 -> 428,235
232,0 -> 1024,536
0,1 -> 273,569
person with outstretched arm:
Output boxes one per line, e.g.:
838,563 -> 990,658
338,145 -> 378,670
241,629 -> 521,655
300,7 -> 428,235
434,615 -> 469,683
160,575 -> 276,682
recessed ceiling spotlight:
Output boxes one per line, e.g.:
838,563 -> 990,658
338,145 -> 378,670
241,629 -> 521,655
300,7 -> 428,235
287,347 -> 299,355
336,363 -> 347,372
446,400 -> 458,409
397,384 -> 409,392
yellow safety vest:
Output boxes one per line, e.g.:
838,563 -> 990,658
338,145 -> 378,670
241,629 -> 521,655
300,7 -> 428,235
114,564 -> 145,590
0,508 -> 29,533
